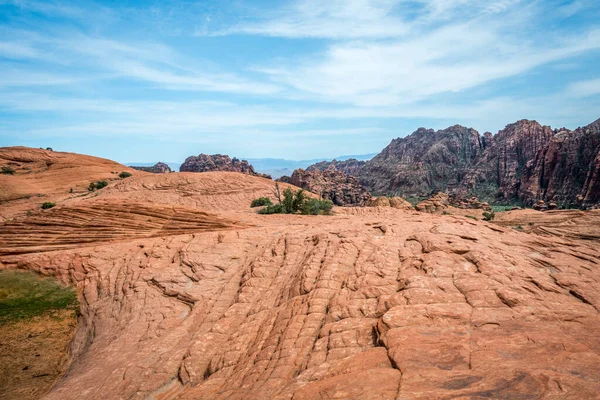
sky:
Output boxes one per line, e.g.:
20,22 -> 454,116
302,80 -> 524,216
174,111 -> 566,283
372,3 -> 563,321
0,0 -> 599,163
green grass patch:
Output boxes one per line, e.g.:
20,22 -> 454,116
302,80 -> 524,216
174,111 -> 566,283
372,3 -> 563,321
0,270 -> 78,323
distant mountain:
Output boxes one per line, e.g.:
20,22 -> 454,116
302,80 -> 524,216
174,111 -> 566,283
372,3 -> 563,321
246,153 -> 377,179
307,118 -> 600,208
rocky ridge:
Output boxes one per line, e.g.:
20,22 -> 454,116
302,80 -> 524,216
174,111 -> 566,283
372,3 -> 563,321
131,162 -> 172,174
280,165 -> 371,206
300,117 -> 600,208
180,154 -> 271,179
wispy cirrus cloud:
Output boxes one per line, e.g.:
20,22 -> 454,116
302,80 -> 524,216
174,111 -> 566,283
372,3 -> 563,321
0,0 -> 599,160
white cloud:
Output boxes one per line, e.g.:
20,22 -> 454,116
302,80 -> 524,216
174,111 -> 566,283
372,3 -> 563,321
566,78 -> 600,98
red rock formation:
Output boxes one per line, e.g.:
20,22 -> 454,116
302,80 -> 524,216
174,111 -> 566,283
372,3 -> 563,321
520,119 -> 600,208
368,196 -> 414,210
460,120 -> 554,201
180,154 -> 271,179
358,125 -> 485,196
415,192 -> 450,213
283,165 -> 371,206
131,162 -> 172,173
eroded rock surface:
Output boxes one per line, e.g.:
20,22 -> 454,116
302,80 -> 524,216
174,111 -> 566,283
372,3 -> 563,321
1,147 -> 600,400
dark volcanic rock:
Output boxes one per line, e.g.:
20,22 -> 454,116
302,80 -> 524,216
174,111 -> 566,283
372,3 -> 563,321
460,120 -> 554,201
284,165 -> 371,206
180,154 -> 271,179
359,125 -> 485,196
131,162 -> 172,174
519,119 -> 600,208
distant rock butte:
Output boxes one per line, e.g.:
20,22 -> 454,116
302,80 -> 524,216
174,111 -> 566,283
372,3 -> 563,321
280,164 -> 371,206
131,162 -> 172,174
180,153 -> 272,179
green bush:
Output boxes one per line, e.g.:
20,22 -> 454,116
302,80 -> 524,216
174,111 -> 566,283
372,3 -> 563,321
257,186 -> 332,216
258,203 -> 287,214
301,198 -> 333,215
119,171 -> 133,179
41,202 -> 55,210
250,197 -> 273,208
1,166 -> 15,175
482,211 -> 495,221
89,180 -> 109,191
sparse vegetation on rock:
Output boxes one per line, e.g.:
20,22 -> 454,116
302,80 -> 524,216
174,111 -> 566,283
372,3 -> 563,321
89,180 -> 108,191
257,186 -> 333,215
1,166 -> 15,175
250,197 -> 273,207
41,202 -> 55,210
483,211 -> 495,221
119,171 -> 133,179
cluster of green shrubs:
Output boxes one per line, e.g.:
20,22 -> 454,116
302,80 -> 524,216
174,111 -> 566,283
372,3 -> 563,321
252,186 -> 333,216
1,166 -> 15,175
119,171 -> 132,179
41,202 -> 55,210
250,197 -> 272,207
88,180 -> 108,191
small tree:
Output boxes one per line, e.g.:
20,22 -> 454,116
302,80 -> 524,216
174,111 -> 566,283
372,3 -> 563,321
272,182 -> 282,204
119,171 -> 132,179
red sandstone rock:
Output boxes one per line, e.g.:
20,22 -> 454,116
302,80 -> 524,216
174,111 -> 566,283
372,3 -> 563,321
180,153 -> 271,179
1,147 -> 600,400
131,162 -> 172,173
520,119 -> 600,208
283,165 -> 371,206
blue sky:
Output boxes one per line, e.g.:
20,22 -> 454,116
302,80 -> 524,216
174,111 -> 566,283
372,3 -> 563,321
1,0 -> 599,163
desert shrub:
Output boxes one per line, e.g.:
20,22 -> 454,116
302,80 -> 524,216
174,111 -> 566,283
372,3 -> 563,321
301,198 -> 333,215
41,202 -> 55,210
89,180 -> 109,191
119,171 -> 132,179
26,210 -> 33,216
250,197 -> 273,208
466,215 -> 478,221
258,203 -> 286,214
258,185 -> 332,216
482,211 -> 495,221
1,166 -> 15,175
